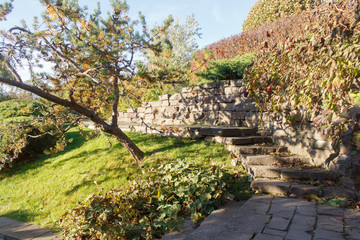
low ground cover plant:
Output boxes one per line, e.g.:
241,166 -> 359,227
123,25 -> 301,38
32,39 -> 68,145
60,160 -> 240,239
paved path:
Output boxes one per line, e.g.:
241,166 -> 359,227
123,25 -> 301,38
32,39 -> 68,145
0,217 -> 59,240
163,194 -> 360,240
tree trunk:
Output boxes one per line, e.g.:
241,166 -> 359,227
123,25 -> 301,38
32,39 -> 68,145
103,125 -> 144,164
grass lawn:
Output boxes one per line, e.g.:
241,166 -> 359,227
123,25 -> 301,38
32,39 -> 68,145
0,128 -> 250,231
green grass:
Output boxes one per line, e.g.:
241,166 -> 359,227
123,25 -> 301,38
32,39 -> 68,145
0,128 -> 249,231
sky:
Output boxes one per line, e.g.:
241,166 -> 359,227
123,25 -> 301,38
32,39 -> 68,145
2,0 -> 258,49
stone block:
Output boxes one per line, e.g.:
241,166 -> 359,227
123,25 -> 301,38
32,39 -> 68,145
169,93 -> 182,101
248,166 -> 281,179
281,169 -> 309,180
159,94 -> 170,101
268,216 -> 291,231
224,86 -> 242,95
218,111 -> 232,125
168,100 -> 182,106
253,233 -> 283,240
230,79 -> 243,87
164,106 -> 179,114
144,107 -> 153,114
322,186 -> 357,200
308,170 -> 337,181
214,95 -> 235,103
117,111 -> 125,118
219,103 -> 236,111
251,179 -> 291,195
218,80 -> 230,87
263,228 -> 287,237
344,210 -> 360,240
126,112 -> 136,118
144,114 -> 155,121
317,204 -> 344,216
205,111 -> 219,120
201,81 -> 219,89
285,215 -> 314,240
202,103 -> 220,111
0,221 -> 52,239
232,111 -> 246,120
313,229 -> 345,240
149,101 -> 162,108
316,215 -> 344,232
181,87 -> 192,93
295,201 -> 317,217
236,103 -> 250,111
189,104 -> 202,112
192,85 -> 202,91
312,140 -> 332,150
182,92 -> 197,99
161,100 -> 170,107
136,107 -> 146,113
289,184 -> 319,197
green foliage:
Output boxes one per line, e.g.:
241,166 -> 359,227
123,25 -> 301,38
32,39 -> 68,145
60,160 -> 234,239
195,53 -> 254,81
131,15 -> 201,103
0,0 -> 12,21
137,14 -> 201,83
242,0 -> 321,31
0,99 -> 41,122
0,99 -> 58,171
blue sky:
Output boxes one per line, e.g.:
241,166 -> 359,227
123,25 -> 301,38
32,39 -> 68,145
2,0 -> 258,48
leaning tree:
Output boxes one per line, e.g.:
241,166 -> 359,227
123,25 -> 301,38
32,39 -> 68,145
0,0 -> 168,163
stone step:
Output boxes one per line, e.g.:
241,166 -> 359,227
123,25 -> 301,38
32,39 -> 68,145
195,127 -> 257,137
240,154 -> 313,167
227,144 -> 288,156
251,179 -> 357,199
206,136 -> 272,145
247,165 -> 338,181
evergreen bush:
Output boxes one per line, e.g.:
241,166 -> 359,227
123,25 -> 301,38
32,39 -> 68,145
195,53 -> 254,81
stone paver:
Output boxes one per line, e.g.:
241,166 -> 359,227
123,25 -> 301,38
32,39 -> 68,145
0,217 -> 59,240
162,194 -> 360,240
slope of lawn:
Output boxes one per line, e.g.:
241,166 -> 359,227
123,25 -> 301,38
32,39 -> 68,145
0,128 -> 249,231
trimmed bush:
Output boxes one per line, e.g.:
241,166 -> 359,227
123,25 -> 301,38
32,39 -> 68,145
242,0 -> 321,31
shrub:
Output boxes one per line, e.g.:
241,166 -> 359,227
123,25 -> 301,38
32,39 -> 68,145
60,160 -> 245,239
242,0 -> 322,31
0,99 -> 56,171
195,53 -> 254,81
244,0 -> 360,158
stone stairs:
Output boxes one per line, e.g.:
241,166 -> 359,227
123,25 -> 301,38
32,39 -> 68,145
201,126 -> 357,200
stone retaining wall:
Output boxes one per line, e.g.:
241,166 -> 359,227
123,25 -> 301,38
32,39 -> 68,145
118,79 -> 358,191
118,80 -> 259,127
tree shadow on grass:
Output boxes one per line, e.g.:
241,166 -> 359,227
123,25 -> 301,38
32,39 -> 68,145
1,130 -> 89,178
1,209 -> 38,224
144,138 -> 204,156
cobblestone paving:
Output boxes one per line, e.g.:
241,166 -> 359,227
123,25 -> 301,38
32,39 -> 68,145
162,194 -> 360,240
